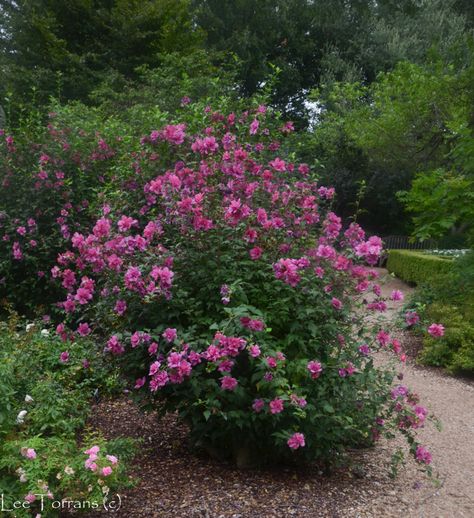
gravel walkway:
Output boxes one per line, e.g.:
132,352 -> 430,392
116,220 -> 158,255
82,270 -> 474,518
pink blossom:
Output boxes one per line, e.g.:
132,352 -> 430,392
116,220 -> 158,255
269,398 -> 284,414
331,297 -> 342,310
77,322 -> 91,336
102,466 -> 113,476
59,351 -> 69,363
221,376 -> 238,391
249,246 -> 263,260
391,290 -> 404,301
248,344 -> 261,357
106,455 -> 118,465
287,432 -> 305,450
163,328 -> 177,342
427,323 -> 445,338
307,360 -> 323,379
405,311 -> 420,326
252,399 -> 265,413
415,445 -> 432,465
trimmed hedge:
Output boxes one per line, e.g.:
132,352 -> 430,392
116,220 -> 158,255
386,250 -> 454,285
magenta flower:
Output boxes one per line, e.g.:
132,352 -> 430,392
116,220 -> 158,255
427,323 -> 445,338
331,297 -> 342,310
415,445 -> 432,465
287,432 -> 305,450
252,399 -> 265,413
307,360 -> 323,379
221,376 -> 238,391
59,351 -> 69,363
248,344 -> 261,357
102,466 -> 113,476
269,398 -> 284,414
162,328 -> 177,342
77,322 -> 91,336
390,290 -> 404,301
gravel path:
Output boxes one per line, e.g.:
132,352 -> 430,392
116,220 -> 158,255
82,270 -> 474,518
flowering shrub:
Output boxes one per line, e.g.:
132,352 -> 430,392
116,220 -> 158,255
0,318 -> 134,516
0,109 -> 129,314
54,104 -> 434,469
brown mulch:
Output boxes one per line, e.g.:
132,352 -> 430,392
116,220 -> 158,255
80,397 -> 407,518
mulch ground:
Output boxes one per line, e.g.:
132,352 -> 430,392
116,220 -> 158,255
79,397 -> 388,518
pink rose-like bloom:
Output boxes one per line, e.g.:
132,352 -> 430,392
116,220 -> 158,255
428,323 -> 445,338
135,376 -> 146,389
269,398 -> 284,414
106,455 -> 118,465
415,445 -> 432,465
221,376 -> 238,391
162,328 -> 177,342
102,466 -> 113,477
331,297 -> 342,310
25,493 -> 36,503
287,432 -> 305,450
249,246 -> 263,260
77,322 -> 91,336
266,356 -> 277,369
252,399 -> 265,413
405,311 -> 420,326
59,351 -> 69,363
84,445 -> 100,455
23,448 -> 37,459
248,344 -> 261,357
307,360 -> 323,379
114,299 -> 127,315
391,290 -> 404,301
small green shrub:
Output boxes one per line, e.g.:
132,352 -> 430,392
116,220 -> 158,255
0,317 -> 135,516
387,250 -> 453,286
407,250 -> 474,374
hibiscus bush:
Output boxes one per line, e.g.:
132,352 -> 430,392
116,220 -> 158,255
53,104 -> 433,469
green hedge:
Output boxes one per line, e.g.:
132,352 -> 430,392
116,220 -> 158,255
386,250 -> 454,285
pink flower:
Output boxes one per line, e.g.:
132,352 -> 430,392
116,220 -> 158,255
84,445 -> 100,455
252,399 -> 265,412
427,323 -> 445,338
102,466 -> 113,476
391,290 -> 404,301
221,376 -> 238,391
307,360 -> 323,379
162,328 -> 177,342
405,311 -> 420,326
114,299 -> 127,315
249,246 -> 263,260
106,455 -> 118,465
269,398 -> 284,414
134,377 -> 146,389
59,351 -> 69,363
415,445 -> 432,465
249,119 -> 259,135
117,215 -> 138,232
331,297 -> 342,310
25,493 -> 36,503
77,322 -> 91,336
248,344 -> 261,357
22,448 -> 37,459
287,432 -> 305,450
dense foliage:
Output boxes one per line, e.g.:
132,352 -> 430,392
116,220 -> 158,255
406,251 -> 474,373
387,250 -> 454,286
0,316 -> 134,516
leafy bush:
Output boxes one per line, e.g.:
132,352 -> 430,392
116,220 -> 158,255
52,104 -> 434,470
387,250 -> 453,286
405,250 -> 474,373
0,317 -> 134,516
